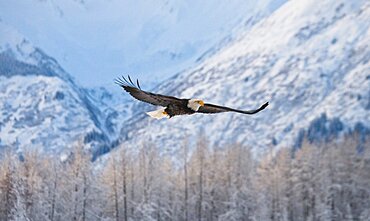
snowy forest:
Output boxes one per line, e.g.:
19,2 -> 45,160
0,135 -> 369,221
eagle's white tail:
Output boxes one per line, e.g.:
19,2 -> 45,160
146,108 -> 170,119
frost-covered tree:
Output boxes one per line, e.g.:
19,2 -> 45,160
0,134 -> 368,221
188,136 -> 208,221
42,156 -> 62,221
101,154 -> 121,221
15,151 -> 49,221
0,151 -> 17,221
58,143 -> 93,221
182,139 -> 190,221
219,144 -> 256,221
119,146 -> 129,221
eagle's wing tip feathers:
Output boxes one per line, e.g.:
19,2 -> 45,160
115,75 -> 142,90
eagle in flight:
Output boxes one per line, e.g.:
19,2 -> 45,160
116,76 -> 269,119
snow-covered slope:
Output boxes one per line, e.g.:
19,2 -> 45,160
0,0 -> 286,87
0,0 -> 287,158
119,0 -> 370,155
0,21 -> 122,156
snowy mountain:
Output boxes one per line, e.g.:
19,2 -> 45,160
0,21 -> 123,157
1,0 -> 369,159
0,0 -> 286,87
119,0 -> 370,156
0,0 -> 287,158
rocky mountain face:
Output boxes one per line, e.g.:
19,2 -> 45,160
119,0 -> 370,156
0,21 -> 124,158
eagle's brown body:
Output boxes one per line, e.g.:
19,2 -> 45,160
165,99 -> 195,117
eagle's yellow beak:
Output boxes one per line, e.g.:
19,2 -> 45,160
197,100 -> 205,106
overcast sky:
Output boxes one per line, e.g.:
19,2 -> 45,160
0,0 -> 283,89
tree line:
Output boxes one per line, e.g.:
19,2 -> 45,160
0,136 -> 369,221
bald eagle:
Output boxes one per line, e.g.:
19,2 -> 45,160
116,76 -> 269,119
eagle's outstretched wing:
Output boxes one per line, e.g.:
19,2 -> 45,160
198,102 -> 269,115
115,76 -> 182,107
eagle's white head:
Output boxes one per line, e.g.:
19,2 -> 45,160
187,99 -> 205,111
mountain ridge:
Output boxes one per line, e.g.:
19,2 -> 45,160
0,21 -> 120,157
118,0 -> 370,156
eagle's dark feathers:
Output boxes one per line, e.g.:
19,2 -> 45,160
115,75 -> 268,118
198,102 -> 269,114
115,76 -> 182,107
